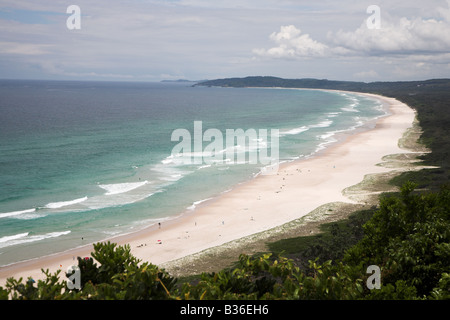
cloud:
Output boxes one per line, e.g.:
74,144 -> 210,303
330,16 -> 450,55
2,0 -> 450,82
0,41 -> 54,55
253,25 -> 328,59
254,2 -> 450,61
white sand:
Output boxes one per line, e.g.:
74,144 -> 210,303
0,91 -> 417,286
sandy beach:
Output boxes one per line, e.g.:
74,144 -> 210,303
0,90 -> 418,286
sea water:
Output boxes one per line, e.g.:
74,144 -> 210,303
0,80 -> 386,266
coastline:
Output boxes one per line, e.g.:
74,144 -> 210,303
0,90 -> 421,286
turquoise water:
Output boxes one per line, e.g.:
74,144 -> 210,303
0,80 -> 386,266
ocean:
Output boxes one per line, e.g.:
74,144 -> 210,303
0,80 -> 386,266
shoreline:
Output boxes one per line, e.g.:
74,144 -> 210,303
0,90 -> 420,285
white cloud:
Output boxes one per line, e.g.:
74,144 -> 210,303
330,16 -> 450,55
1,0 -> 450,81
0,41 -> 54,55
253,0 -> 450,67
253,25 -> 328,59
255,3 -> 450,61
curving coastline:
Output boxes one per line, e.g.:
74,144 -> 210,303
0,90 -> 421,285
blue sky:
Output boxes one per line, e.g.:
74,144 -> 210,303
0,8 -> 64,24
1,0 -> 450,82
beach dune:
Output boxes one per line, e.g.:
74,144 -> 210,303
0,91 -> 417,286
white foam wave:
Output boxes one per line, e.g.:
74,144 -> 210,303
161,152 -> 207,165
0,208 -> 36,219
313,115 -> 371,154
280,126 -> 309,136
0,231 -> 71,249
327,112 -> 341,118
152,163 -> 194,183
319,132 -> 336,140
164,142 -> 265,166
341,95 -> 360,112
310,119 -> 334,128
45,196 -> 88,209
0,232 -> 29,244
253,138 -> 267,149
85,190 -> 159,210
161,155 -> 176,164
160,174 -> 183,182
279,119 -> 333,137
341,106 -> 359,112
187,197 -> 213,210
12,212 -> 45,220
258,162 -> 281,176
99,181 -> 148,195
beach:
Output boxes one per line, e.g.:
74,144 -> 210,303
0,90 -> 418,286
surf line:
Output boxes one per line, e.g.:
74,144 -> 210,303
170,121 -> 280,175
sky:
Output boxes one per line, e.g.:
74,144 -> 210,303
1,0 -> 450,82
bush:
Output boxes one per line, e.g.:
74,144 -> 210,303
1,183 -> 448,300
344,182 -> 450,297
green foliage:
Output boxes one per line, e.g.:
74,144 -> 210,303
90,241 -> 141,285
364,280 -> 418,300
430,273 -> 450,299
181,254 -> 364,300
76,256 -> 99,287
3,269 -> 79,300
0,184 -> 448,300
0,241 -> 177,300
267,208 -> 374,273
344,182 -> 450,297
83,261 -> 177,300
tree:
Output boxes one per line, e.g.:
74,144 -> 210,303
1,183 -> 448,300
344,182 -> 450,298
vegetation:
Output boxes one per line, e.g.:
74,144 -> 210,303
1,77 -> 449,300
267,208 -> 375,270
1,183 -> 448,300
